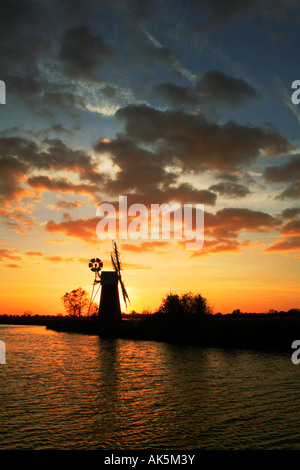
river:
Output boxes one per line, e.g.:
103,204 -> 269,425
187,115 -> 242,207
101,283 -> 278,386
0,324 -> 299,450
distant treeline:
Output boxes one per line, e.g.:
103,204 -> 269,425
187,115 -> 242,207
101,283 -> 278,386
1,310 -> 300,354
1,292 -> 299,354
0,314 -> 61,324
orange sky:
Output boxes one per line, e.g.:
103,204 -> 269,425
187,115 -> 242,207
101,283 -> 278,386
0,233 -> 299,315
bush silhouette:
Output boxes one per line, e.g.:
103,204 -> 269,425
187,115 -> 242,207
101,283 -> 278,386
157,292 -> 212,317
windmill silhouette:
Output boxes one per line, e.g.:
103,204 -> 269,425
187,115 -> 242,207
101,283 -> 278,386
88,241 -> 130,323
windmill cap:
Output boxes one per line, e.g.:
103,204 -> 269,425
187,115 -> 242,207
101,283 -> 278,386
101,271 -> 118,285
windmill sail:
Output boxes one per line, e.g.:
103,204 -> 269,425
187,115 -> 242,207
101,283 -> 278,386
111,253 -> 118,273
111,240 -> 130,307
120,277 -> 130,307
112,240 -> 122,273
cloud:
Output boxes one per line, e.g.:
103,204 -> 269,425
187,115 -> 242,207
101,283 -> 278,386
42,255 -> 87,263
0,246 -> 89,268
54,200 -> 84,210
115,104 -> 290,171
151,82 -> 199,107
276,182 -> 300,200
0,0 -> 47,75
205,207 -> 279,238
151,71 -> 260,109
280,220 -> 300,236
4,263 -> 22,268
208,182 -> 250,198
190,238 -> 253,256
120,241 -> 170,252
43,256 -> 64,262
0,156 -> 29,204
281,207 -> 300,219
263,155 -> 300,183
263,214 -> 300,253
93,136 -> 217,205
0,133 -> 104,205
188,0 -> 258,29
44,238 -> 69,245
0,249 -> 22,262
263,157 -> 300,199
27,175 -> 99,196
45,216 -> 100,244
196,70 -> 261,107
0,206 -> 38,236
59,24 -> 114,81
125,0 -> 157,20
264,236 -> 300,252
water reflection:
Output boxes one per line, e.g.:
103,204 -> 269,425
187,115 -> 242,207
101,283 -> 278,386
0,325 -> 300,449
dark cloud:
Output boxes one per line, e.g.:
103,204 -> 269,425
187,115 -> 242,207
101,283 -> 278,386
94,135 -> 175,194
198,0 -> 256,19
0,132 -> 110,204
27,175 -> 99,196
263,155 -> 300,183
281,207 -> 300,219
266,213 -> 300,255
7,74 -> 42,99
214,172 -> 240,182
277,182 -> 300,200
188,0 -> 258,29
0,156 -> 28,204
151,72 -> 260,109
190,238 -> 253,257
41,88 -> 86,113
208,182 -> 250,198
115,104 -> 290,171
264,236 -> 300,252
280,220 -> 300,236
0,0 -> 36,38
263,157 -> 300,200
151,82 -> 199,107
124,0 -> 157,20
93,136 -> 217,205
0,136 -> 103,186
59,24 -> 114,81
49,124 -> 74,135
196,70 -> 261,107
101,85 -> 118,99
205,207 -> 279,238
5,74 -> 86,119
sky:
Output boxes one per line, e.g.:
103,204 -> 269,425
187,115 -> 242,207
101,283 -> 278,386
0,0 -> 300,315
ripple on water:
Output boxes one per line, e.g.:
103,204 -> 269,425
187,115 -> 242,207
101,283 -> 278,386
0,326 -> 299,449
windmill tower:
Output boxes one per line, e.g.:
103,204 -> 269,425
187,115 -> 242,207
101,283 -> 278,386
88,241 -> 130,323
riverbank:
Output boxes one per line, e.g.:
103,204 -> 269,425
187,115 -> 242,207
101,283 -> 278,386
44,313 -> 300,353
1,312 -> 299,353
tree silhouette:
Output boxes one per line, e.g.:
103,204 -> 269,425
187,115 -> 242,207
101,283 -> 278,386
158,292 -> 212,316
62,287 -> 90,318
88,301 -> 99,317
